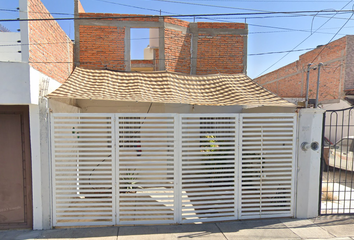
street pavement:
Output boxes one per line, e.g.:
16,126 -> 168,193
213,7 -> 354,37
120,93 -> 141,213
1,215 -> 354,240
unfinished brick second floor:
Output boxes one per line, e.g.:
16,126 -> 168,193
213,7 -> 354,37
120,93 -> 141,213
74,2 -> 248,75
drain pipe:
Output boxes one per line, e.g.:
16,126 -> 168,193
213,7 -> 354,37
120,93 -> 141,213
305,63 -> 312,108
315,63 -> 323,108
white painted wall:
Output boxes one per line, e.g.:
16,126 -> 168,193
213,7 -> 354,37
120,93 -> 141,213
144,47 -> 154,60
0,62 -> 31,104
49,99 -> 81,113
149,28 -> 159,48
0,64 -> 61,105
0,63 -> 63,230
321,99 -> 351,111
76,99 -> 244,113
75,99 -> 296,114
4,0 -> 76,230
284,97 -> 305,105
296,108 -> 325,218
29,70 -> 60,230
29,104 -> 43,230
38,99 -> 81,230
19,0 -> 29,63
29,67 -> 61,105
242,106 -> 296,113
0,32 -> 21,62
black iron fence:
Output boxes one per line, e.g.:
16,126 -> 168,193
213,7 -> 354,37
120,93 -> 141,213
320,107 -> 354,214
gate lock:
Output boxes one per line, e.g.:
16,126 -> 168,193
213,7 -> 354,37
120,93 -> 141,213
301,141 -> 319,151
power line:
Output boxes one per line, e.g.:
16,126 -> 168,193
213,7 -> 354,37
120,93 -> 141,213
0,8 -> 74,16
0,23 -> 351,48
211,12 -> 352,21
0,9 -> 18,13
144,0 -> 277,13
92,0 -> 175,14
249,48 -> 315,56
20,48 -> 314,65
311,11 -> 354,62
255,0 -> 354,77
145,0 -> 354,23
167,0 -> 349,2
0,9 -> 353,22
2,6 -> 351,21
102,0 -> 354,21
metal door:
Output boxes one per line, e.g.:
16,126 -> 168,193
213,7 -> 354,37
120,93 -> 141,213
0,106 -> 32,229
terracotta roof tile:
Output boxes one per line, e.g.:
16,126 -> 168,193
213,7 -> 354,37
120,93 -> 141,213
47,67 -> 294,107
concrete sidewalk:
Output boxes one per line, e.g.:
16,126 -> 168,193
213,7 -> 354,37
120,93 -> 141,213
1,216 -> 354,240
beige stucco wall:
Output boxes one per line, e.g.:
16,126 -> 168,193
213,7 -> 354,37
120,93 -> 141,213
73,99 -> 295,114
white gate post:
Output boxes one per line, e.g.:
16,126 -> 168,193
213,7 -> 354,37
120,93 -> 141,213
174,114 -> 182,223
296,108 -> 325,218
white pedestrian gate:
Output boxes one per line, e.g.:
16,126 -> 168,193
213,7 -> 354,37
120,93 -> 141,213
51,113 -> 297,227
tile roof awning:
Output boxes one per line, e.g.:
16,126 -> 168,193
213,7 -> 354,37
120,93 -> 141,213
47,67 -> 294,107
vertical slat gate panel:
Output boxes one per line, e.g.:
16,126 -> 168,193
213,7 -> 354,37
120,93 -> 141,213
180,114 -> 238,223
117,114 -> 176,225
52,114 -> 115,226
240,114 -> 296,219
51,112 -> 298,227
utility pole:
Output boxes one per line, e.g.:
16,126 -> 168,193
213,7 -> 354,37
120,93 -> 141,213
305,63 -> 312,108
315,63 -> 323,108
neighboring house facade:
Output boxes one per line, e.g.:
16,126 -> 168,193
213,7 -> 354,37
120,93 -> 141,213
0,0 -> 73,230
254,35 -> 354,142
254,35 -> 354,106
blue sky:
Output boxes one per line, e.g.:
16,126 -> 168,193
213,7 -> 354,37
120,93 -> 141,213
0,0 -> 353,78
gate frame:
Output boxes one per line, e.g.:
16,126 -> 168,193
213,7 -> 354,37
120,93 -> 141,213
319,106 -> 354,215
50,112 -> 298,227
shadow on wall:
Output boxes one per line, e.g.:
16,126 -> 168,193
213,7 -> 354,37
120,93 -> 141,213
164,29 -> 191,74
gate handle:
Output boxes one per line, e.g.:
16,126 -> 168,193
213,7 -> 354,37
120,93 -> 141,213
301,141 -> 319,151
301,142 -> 310,151
311,141 -> 319,151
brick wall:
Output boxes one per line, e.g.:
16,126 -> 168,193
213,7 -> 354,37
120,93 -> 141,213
79,25 -> 125,70
164,28 -> 191,74
197,22 -> 245,29
345,35 -> 354,90
196,34 -> 244,75
164,17 -> 189,28
196,22 -> 246,75
77,14 -> 246,75
28,0 -> 73,83
254,36 -> 348,102
131,60 -> 153,65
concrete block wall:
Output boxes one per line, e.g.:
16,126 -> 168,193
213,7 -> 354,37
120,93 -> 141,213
28,0 -> 73,83
76,10 -> 247,75
255,36 -> 350,102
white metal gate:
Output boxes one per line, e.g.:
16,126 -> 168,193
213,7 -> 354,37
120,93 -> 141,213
51,113 -> 296,227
